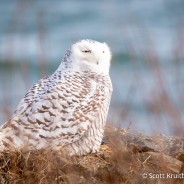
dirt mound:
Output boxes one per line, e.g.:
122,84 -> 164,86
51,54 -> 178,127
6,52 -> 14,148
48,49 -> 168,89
0,126 -> 183,184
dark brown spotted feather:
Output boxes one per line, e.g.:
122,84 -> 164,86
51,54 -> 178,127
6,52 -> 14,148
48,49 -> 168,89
0,71 -> 112,155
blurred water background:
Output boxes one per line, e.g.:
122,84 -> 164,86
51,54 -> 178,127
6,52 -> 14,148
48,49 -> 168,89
0,0 -> 184,135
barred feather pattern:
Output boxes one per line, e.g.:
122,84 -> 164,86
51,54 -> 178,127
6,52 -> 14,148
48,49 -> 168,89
0,70 -> 112,155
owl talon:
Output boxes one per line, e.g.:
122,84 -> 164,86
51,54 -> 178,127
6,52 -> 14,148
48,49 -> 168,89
100,145 -> 112,152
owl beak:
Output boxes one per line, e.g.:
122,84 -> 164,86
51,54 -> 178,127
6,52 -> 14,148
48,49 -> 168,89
96,57 -> 99,65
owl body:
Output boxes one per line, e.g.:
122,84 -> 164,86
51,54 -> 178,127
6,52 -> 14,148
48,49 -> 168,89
0,40 -> 112,155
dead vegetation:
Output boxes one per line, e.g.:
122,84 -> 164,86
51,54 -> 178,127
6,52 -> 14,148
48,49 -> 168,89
0,125 -> 183,184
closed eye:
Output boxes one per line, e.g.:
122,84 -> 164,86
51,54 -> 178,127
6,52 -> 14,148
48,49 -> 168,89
82,50 -> 91,53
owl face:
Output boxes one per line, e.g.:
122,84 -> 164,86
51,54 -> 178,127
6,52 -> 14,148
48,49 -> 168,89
70,40 -> 112,74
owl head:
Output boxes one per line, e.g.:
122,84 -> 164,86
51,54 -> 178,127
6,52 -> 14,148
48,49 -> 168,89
59,40 -> 112,74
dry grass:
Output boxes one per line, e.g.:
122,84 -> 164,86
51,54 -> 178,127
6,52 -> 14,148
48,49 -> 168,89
0,127 -> 183,184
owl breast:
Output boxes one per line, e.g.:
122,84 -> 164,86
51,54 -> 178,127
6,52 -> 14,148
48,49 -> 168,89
62,73 -> 112,155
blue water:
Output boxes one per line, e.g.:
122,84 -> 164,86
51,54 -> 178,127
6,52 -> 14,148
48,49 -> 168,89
0,0 -> 184,135
1,0 -> 183,61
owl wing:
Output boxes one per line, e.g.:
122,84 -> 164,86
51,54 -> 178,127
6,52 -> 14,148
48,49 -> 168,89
4,73 -> 112,147
12,76 -> 50,117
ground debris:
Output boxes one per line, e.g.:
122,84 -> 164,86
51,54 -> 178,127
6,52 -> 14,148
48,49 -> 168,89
0,125 -> 183,184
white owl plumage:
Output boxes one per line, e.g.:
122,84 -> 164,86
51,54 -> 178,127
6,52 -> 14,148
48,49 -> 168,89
0,39 -> 112,155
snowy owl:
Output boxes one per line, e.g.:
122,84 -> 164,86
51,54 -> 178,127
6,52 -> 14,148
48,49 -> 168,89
0,39 -> 112,156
